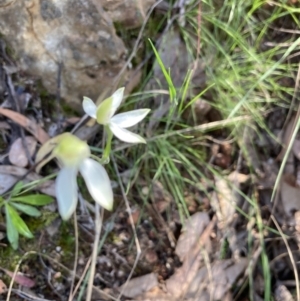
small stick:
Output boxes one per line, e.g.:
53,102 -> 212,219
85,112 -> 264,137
85,204 -> 103,301
111,155 -> 141,300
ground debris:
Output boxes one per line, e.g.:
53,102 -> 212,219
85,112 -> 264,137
149,180 -> 174,214
119,272 -> 158,298
9,136 -> 37,167
0,107 -> 49,143
129,213 -> 247,301
175,212 -> 210,262
0,279 -> 6,294
210,175 -> 240,229
0,173 -> 19,194
0,165 -> 56,196
183,258 -> 248,301
275,284 -> 294,301
280,173 -> 300,217
1,268 -> 35,288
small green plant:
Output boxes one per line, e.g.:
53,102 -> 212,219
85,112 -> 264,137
0,182 -> 53,249
83,87 -> 150,160
34,87 -> 150,301
35,87 -> 150,222
36,133 -> 114,220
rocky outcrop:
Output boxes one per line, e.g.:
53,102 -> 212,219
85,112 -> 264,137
101,0 -> 155,29
0,0 -> 155,109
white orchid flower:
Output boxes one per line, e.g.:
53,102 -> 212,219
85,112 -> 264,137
35,133 -> 113,220
83,87 -> 150,144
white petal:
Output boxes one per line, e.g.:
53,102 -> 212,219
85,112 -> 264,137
79,158 -> 113,210
96,87 -> 125,125
110,87 -> 125,118
83,97 -> 97,118
56,166 -> 78,220
109,122 -> 146,144
110,109 -> 150,128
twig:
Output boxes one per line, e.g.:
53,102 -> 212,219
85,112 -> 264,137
11,288 -> 55,301
113,115 -> 252,153
86,204 -> 103,301
70,256 -> 92,300
68,212 -> 79,301
55,61 -> 64,131
5,72 -> 34,166
271,215 -> 300,301
111,155 -> 141,300
76,216 -> 117,301
6,251 -> 37,301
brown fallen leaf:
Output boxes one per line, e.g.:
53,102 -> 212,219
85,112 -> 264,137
0,107 -> 49,143
295,211 -> 300,250
1,268 -> 35,288
0,279 -> 7,294
65,117 -> 80,125
0,165 -> 56,197
275,284 -> 294,301
150,181 -> 173,214
277,114 -> 296,162
210,176 -> 240,228
0,121 -> 10,130
185,258 -> 248,301
127,208 -> 140,225
292,139 -> 300,161
280,174 -> 300,217
135,217 -> 239,301
241,125 -> 264,177
175,212 -> 210,262
119,273 -> 158,298
259,159 -> 279,189
227,171 -> 250,185
166,216 -> 216,299
0,173 -> 19,194
9,136 -> 37,167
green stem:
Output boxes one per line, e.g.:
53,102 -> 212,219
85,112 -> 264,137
102,125 -> 113,164
85,204 -> 103,301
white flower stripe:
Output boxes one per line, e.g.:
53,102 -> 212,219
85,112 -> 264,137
110,109 -> 150,128
83,97 -> 97,118
109,122 -> 146,144
56,166 -> 78,220
79,158 -> 113,210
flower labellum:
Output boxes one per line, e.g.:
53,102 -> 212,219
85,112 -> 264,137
83,88 -> 150,144
35,133 -> 113,220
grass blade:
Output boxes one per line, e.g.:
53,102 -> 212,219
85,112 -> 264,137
148,39 -> 177,104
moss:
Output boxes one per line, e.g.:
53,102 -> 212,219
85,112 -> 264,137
0,247 -> 22,271
25,210 -> 58,233
57,221 -> 76,266
61,102 -> 80,117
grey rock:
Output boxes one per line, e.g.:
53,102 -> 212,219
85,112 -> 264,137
0,0 -> 154,108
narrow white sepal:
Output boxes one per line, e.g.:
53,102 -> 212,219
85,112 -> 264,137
79,158 -> 113,210
110,109 -> 150,128
109,122 -> 146,144
56,166 -> 78,220
83,97 -> 97,119
109,87 -> 125,118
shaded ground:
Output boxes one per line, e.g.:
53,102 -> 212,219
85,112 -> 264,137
0,1 -> 300,301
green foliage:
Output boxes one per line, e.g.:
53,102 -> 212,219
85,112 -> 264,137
0,182 -> 53,249
148,39 -> 177,104
10,195 -> 53,206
